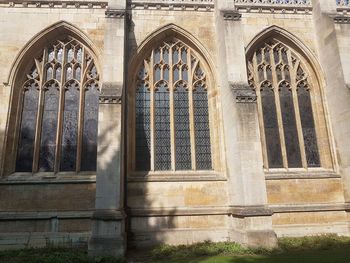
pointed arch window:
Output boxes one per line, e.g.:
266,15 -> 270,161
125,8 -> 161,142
248,41 -> 324,170
134,39 -> 212,171
15,37 -> 99,173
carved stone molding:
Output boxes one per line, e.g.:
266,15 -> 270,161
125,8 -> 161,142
99,82 -> 123,104
105,8 -> 128,18
1,1 -> 108,9
222,10 -> 242,21
91,209 -> 126,221
230,83 -> 257,103
333,15 -> 350,23
233,0 -> 312,15
128,0 -> 214,12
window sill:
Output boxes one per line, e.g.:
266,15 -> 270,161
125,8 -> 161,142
128,171 -> 226,182
0,172 -> 96,184
265,168 -> 340,180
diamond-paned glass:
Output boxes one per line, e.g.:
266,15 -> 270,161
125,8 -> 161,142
15,37 -> 99,173
193,84 -> 212,170
16,82 -> 39,172
174,85 -> 191,170
134,39 -> 212,172
154,84 -> 171,170
135,83 -> 151,171
247,40 -> 321,169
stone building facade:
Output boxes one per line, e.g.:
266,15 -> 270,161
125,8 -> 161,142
0,0 -> 350,257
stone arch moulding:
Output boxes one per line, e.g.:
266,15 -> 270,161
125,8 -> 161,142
6,20 -> 102,86
246,25 -> 324,89
1,20 -> 102,176
246,25 -> 338,172
128,23 -> 217,89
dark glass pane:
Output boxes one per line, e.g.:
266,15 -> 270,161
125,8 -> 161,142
182,67 -> 188,82
46,66 -> 53,81
181,49 -> 187,63
135,83 -> 151,171
39,84 -> 59,172
279,84 -> 302,167
173,49 -> 179,64
154,84 -> 171,170
174,85 -> 191,170
81,85 -> 99,171
261,86 -> 283,168
60,84 -> 79,171
193,85 -> 212,170
16,83 -> 39,172
298,84 -> 320,167
163,48 -> 169,64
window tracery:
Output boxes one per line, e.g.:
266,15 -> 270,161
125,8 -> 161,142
134,39 -> 212,171
248,41 -> 320,170
16,37 -> 99,173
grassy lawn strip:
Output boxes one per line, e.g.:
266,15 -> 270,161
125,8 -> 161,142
1,235 -> 350,263
150,235 -> 350,262
0,247 -> 124,263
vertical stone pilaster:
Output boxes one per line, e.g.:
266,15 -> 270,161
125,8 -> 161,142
88,0 -> 127,257
313,0 -> 350,202
215,1 -> 277,247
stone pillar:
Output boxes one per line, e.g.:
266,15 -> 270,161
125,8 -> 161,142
88,0 -> 127,257
215,1 -> 277,247
313,0 -> 350,202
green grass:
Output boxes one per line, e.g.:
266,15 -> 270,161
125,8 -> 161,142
0,247 -> 124,263
1,235 -> 350,263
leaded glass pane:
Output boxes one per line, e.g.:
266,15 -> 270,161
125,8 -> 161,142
154,84 -> 171,170
135,83 -> 151,171
60,83 -> 79,171
39,84 -> 59,172
298,83 -> 320,167
81,84 -> 99,171
261,85 -> 283,168
279,83 -> 302,168
174,85 -> 191,170
16,83 -> 39,172
193,85 -> 212,170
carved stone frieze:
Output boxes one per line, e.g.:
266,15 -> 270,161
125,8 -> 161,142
222,10 -> 242,21
128,0 -> 214,12
99,82 -> 123,104
230,83 -> 257,103
1,1 -> 108,9
233,0 -> 312,14
105,8 -> 128,18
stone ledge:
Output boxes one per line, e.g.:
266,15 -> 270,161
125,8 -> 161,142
271,203 -> 350,213
128,172 -> 226,182
0,173 -> 96,185
0,211 -> 93,220
128,206 -> 230,217
265,170 -> 340,180
91,209 -> 126,221
229,205 -> 273,217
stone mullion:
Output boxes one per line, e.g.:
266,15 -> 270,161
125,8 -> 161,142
54,45 -> 67,173
288,54 -> 308,169
150,51 -> 155,171
188,49 -> 196,170
252,54 -> 269,170
76,47 -> 85,172
169,47 -> 175,171
270,48 -> 288,169
32,49 -> 48,173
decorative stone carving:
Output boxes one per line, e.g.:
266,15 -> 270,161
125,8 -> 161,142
128,0 -> 214,11
105,8 -> 128,18
233,0 -> 312,14
99,82 -> 123,104
222,10 -> 242,21
230,83 -> 257,103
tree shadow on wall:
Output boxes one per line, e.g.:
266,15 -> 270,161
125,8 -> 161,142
124,21 -> 178,256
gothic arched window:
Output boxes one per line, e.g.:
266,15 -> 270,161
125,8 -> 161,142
15,37 -> 99,173
133,39 -> 212,171
248,40 -> 329,170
